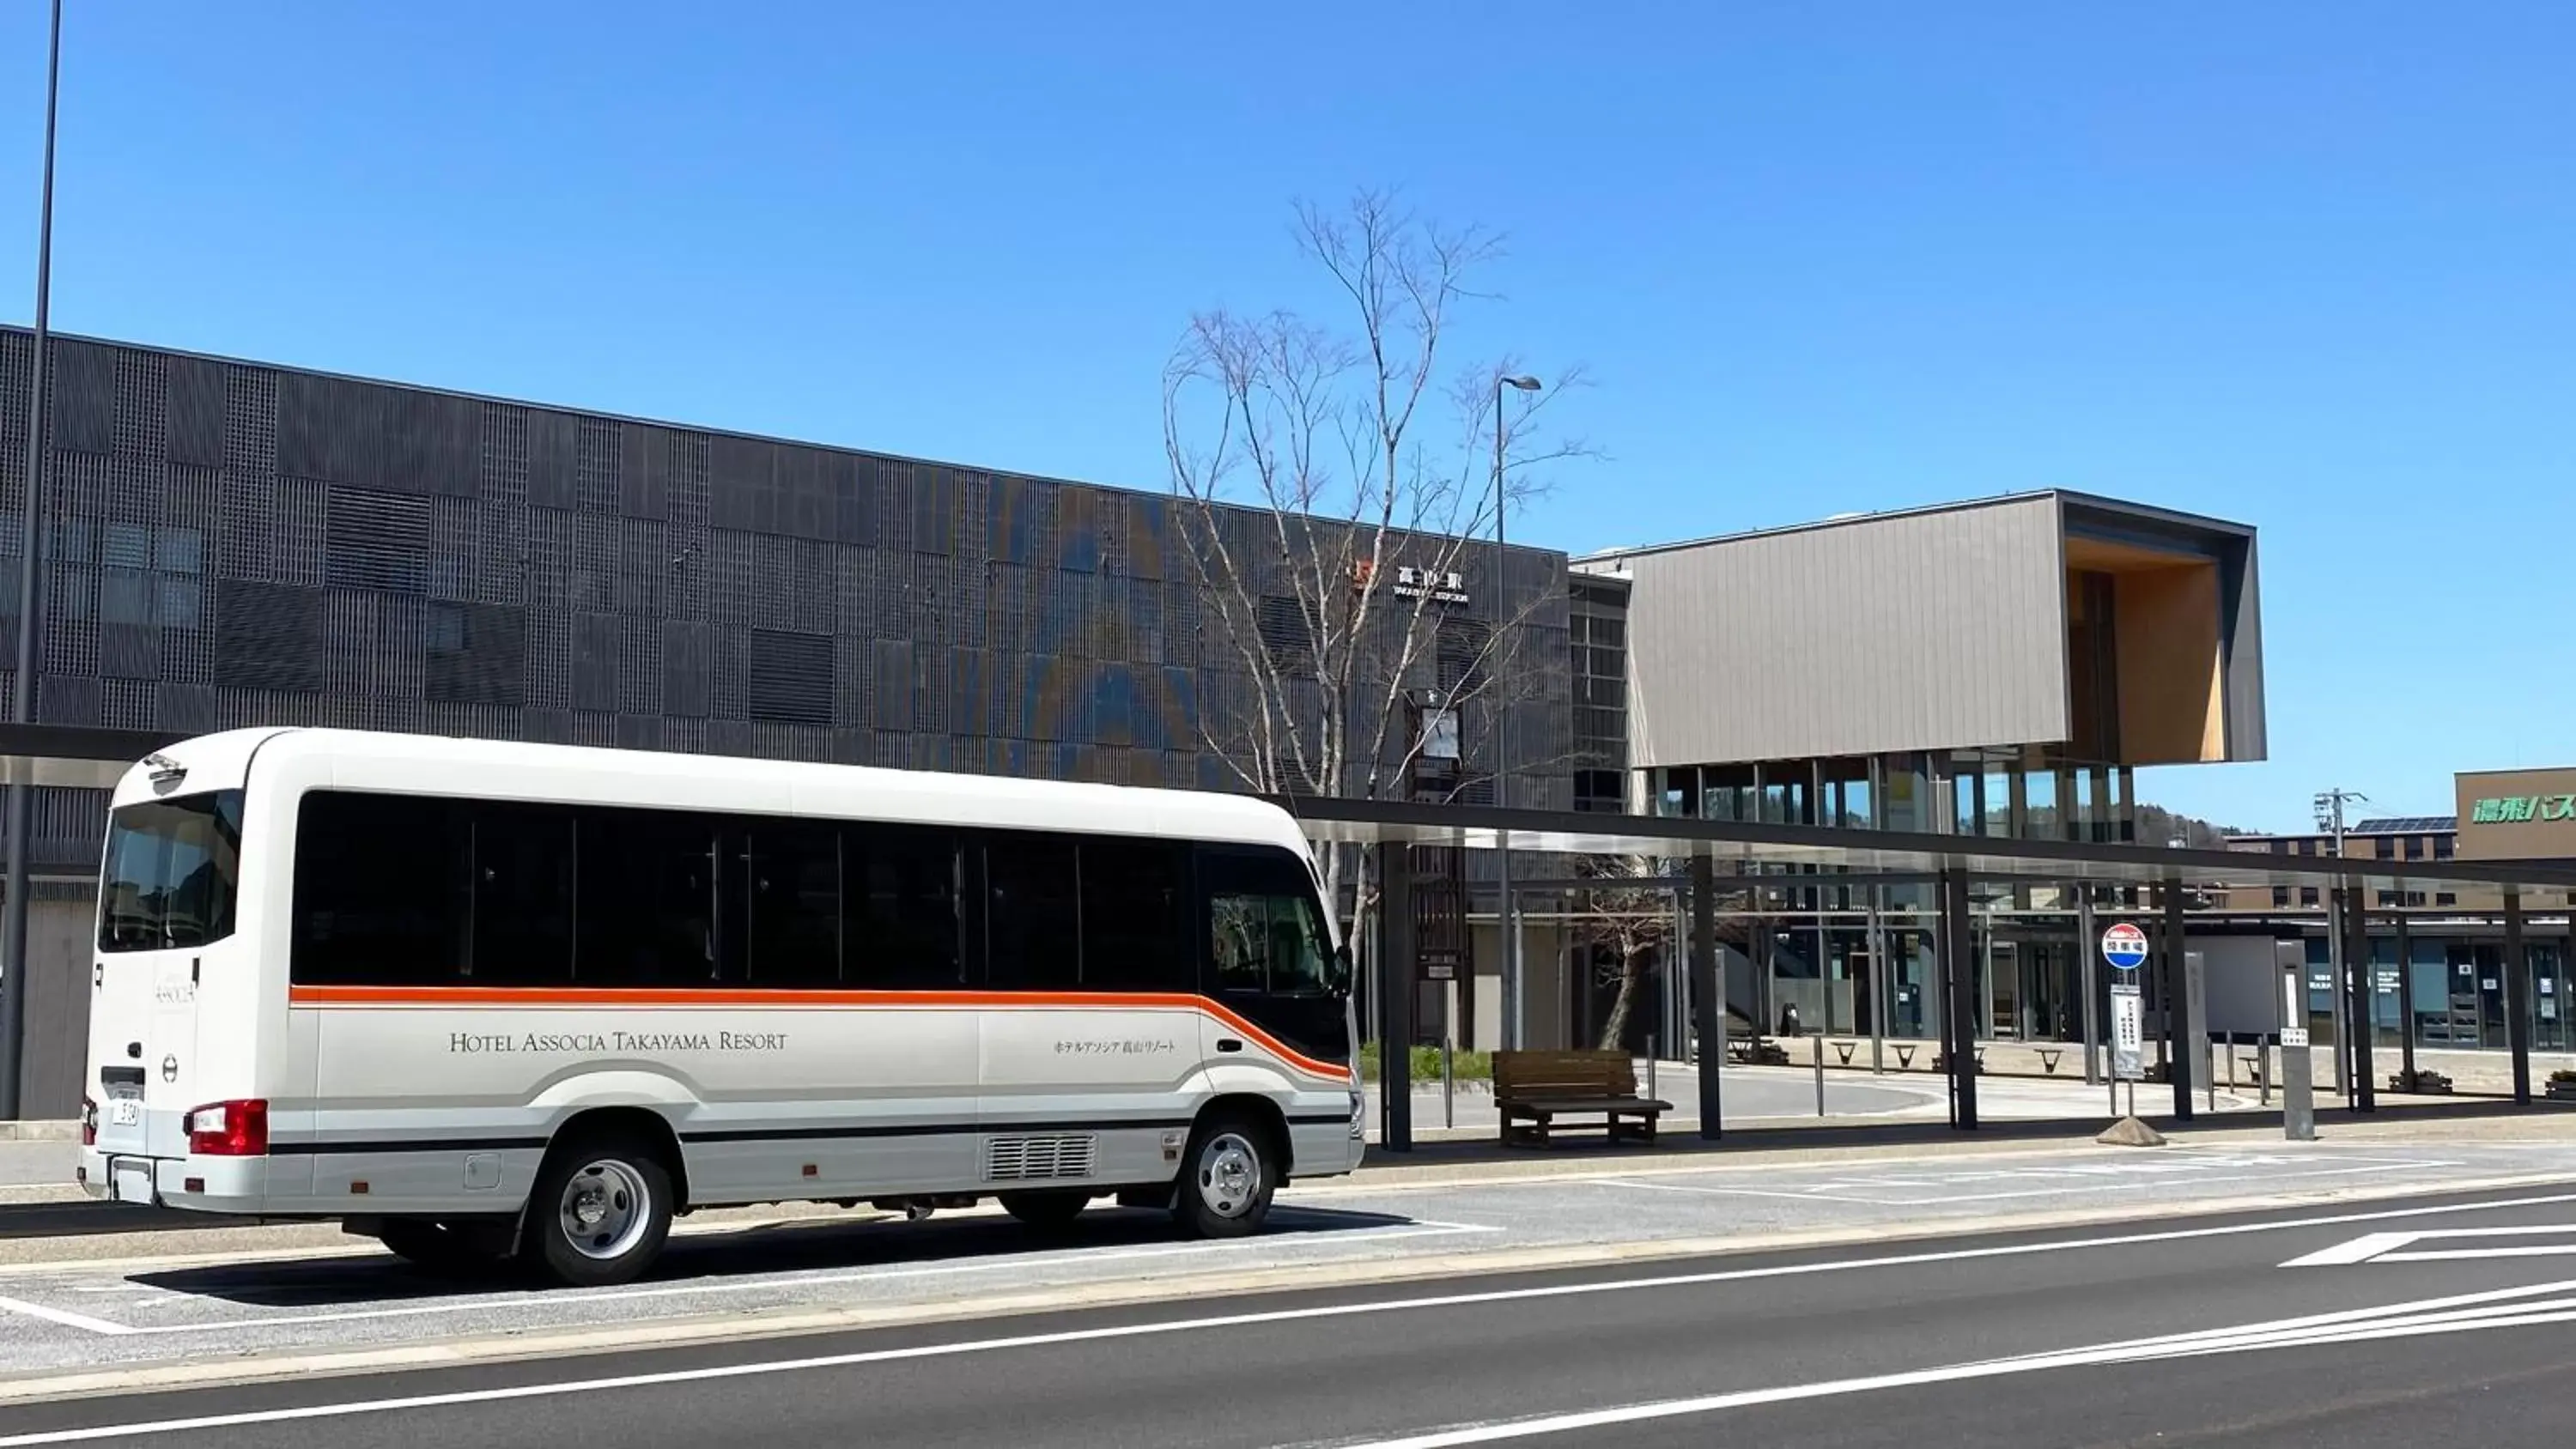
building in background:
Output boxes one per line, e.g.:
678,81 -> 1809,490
1549,493 -> 2269,1051
2210,767 -> 2576,1059
5,325 -> 2338,1097
0,325 -> 1574,1113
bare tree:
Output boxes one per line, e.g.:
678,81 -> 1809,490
1573,855 -> 1675,1052
1162,190 -> 1591,933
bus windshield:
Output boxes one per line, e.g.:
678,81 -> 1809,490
100,790 -> 246,953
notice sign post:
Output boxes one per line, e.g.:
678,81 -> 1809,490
2099,923 -> 2162,1146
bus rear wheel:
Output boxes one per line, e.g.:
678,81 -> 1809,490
999,1190 -> 1091,1229
526,1137 -> 674,1288
1172,1112 -> 1276,1239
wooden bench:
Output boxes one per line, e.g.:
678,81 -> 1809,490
1493,1050 -> 1672,1148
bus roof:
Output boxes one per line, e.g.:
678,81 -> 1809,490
112,728 -> 1315,856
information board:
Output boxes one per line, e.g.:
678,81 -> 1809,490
2110,982 -> 2145,1081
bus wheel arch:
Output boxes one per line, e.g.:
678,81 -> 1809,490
1195,1092 -> 1291,1177
1176,1094 -> 1287,1239
541,1106 -> 690,1209
519,1107 -> 686,1287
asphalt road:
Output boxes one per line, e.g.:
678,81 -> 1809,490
7,1179 -> 2576,1448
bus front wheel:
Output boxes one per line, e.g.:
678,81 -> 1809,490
1173,1113 -> 1276,1239
526,1137 -> 674,1288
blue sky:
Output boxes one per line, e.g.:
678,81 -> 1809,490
2,1 -> 2568,831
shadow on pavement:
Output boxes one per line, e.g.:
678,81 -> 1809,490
128,1202 -> 1424,1308
0,1199 -> 216,1240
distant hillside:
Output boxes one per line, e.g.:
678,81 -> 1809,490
2136,803 -> 2245,850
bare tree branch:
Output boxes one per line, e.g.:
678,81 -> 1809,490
1163,190 -> 1599,934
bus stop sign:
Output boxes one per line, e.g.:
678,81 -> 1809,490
2101,922 -> 2149,973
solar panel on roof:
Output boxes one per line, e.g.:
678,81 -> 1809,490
2351,815 -> 2457,834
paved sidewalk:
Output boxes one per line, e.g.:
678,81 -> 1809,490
3,1136 -> 2573,1395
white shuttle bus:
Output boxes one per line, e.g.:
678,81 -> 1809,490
81,728 -> 1361,1285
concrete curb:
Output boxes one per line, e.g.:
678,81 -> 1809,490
0,1122 -> 75,1143
3,1167 -> 2573,1406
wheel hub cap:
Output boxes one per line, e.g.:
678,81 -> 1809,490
557,1160 -> 651,1261
1196,1132 -> 1260,1219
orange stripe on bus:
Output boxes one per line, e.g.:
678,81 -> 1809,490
283,985 -> 1352,1083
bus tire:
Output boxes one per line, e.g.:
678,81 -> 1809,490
526,1136 -> 674,1288
376,1217 -> 511,1276
1172,1111 -> 1275,1240
998,1190 -> 1091,1229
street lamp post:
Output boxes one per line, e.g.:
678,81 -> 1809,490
2314,787 -> 2367,1101
0,0 -> 64,1121
1492,374 -> 1540,1051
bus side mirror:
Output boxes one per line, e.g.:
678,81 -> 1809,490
1327,944 -> 1355,998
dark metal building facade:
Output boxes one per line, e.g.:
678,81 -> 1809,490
0,325 -> 1574,1113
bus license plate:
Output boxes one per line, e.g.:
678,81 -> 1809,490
106,1097 -> 142,1128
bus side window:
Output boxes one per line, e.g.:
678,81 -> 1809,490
746,821 -> 841,988
984,832 -> 1081,991
467,803 -> 575,986
1078,838 -> 1190,992
844,822 -> 964,989
575,809 -> 721,988
291,791 -> 471,985
1200,847 -> 1334,998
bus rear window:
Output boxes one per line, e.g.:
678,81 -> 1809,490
100,791 -> 246,953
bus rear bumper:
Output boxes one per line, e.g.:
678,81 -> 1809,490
76,1148 -> 267,1211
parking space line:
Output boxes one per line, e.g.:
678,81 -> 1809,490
0,1294 -> 134,1336
1,1216 -> 1501,1338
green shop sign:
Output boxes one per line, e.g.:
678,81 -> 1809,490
2470,794 -> 2576,825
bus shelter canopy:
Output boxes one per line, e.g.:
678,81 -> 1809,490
1274,794 -> 2576,898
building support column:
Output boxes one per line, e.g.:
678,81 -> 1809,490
2162,876 -> 2195,1121
2078,889 -> 2101,1085
2505,888 -> 2532,1106
1376,843 -> 1414,1153
2343,888 -> 2375,1113
1689,853 -> 1722,1141
1939,868 -> 1978,1130
2394,902 -> 2418,1088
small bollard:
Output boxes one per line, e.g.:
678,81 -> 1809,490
1813,1031 -> 1827,1117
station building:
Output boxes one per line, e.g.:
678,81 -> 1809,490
1,323 -> 2295,1110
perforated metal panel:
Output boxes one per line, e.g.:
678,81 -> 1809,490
0,323 -> 1572,841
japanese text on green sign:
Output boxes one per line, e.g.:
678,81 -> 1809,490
2471,794 -> 2576,825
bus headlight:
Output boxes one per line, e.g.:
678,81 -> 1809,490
1349,1088 -> 1364,1138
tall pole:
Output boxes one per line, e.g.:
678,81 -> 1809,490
2313,787 -> 2365,1099
1492,374 -> 1538,1050
0,0 -> 64,1122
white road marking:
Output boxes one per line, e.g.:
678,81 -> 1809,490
1597,1157 -> 2445,1208
0,1218 -> 1499,1337
2281,1223 -> 2576,1267
1316,1281 -> 2576,1448
10,1191 -> 2576,1445
0,1294 -> 131,1337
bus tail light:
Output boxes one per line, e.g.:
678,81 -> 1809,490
184,1100 -> 268,1157
79,1097 -> 95,1148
